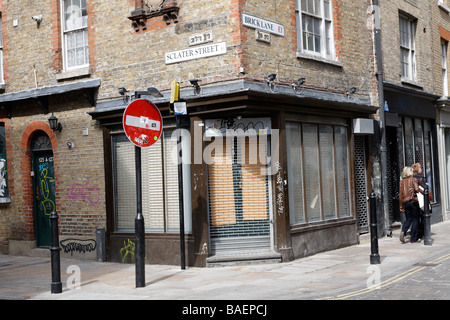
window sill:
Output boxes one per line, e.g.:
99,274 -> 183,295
56,67 -> 92,82
439,2 -> 450,14
290,217 -> 355,234
0,197 -> 11,204
296,52 -> 343,67
401,78 -> 424,89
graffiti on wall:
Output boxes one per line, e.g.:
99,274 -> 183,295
66,180 -> 100,205
60,239 -> 97,256
120,239 -> 135,263
0,159 -> 7,197
39,165 -> 56,215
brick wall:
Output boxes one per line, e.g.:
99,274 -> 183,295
0,0 -> 380,250
380,0 -> 434,92
432,0 -> 450,97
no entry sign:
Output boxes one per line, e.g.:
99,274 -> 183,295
123,99 -> 163,148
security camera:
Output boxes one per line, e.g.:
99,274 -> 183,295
31,15 -> 43,23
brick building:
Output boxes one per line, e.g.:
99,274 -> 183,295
371,0 -> 446,236
435,0 -> 450,221
0,0 -> 383,266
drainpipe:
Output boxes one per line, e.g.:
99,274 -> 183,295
372,0 -> 391,237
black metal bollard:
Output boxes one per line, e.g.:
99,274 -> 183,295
135,212 -> 145,287
423,186 -> 432,246
369,192 -> 381,264
49,211 -> 62,294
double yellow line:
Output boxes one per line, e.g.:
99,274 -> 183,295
319,252 -> 450,300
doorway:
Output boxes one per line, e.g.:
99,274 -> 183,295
31,132 -> 55,248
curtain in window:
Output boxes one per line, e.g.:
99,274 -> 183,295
63,0 -> 89,69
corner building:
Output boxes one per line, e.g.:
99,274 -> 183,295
0,0 -> 380,267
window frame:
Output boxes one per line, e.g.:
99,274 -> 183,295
286,117 -> 352,226
442,39 -> 448,98
399,14 -> 417,81
296,0 -> 335,61
111,128 -> 191,234
60,0 -> 89,71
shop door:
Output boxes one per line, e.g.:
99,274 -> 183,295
207,131 -> 272,255
31,131 -> 55,248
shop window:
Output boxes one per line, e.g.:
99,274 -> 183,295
112,129 -> 181,233
398,117 -> 435,200
286,120 -> 351,225
0,122 -> 9,203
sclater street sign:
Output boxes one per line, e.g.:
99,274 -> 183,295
123,99 -> 163,148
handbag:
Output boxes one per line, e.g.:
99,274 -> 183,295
418,186 -> 432,211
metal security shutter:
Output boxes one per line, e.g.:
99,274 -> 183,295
112,130 -> 179,233
207,136 -> 271,255
354,136 -> 369,234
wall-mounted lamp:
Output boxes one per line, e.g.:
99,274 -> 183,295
266,73 -> 277,92
292,77 -> 306,94
347,86 -> 357,96
134,87 -> 164,99
146,87 -> 164,98
118,87 -> 128,95
118,87 -> 131,103
190,79 -> 202,95
48,113 -> 62,132
346,86 -> 358,102
67,141 -> 75,149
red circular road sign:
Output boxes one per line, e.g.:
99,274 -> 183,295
123,99 -> 163,148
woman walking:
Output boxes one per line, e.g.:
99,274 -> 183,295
399,166 -> 423,243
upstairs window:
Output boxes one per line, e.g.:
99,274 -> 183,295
399,14 -> 417,81
442,40 -> 448,97
296,0 -> 335,60
62,0 -> 89,70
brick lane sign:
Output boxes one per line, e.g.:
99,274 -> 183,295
123,99 -> 163,148
242,13 -> 285,36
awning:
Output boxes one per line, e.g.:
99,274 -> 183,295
0,79 -> 101,118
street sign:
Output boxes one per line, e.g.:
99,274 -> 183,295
123,99 -> 163,148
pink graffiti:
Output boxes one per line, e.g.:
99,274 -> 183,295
66,180 -> 100,205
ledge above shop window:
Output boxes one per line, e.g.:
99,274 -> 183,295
401,78 -> 424,90
128,0 -> 179,32
296,52 -> 343,68
56,67 -> 92,82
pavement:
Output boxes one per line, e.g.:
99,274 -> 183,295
1,220 -> 450,302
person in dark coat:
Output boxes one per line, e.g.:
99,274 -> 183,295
412,163 -> 427,240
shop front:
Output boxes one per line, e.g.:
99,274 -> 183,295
92,80 -> 377,267
384,81 -> 442,226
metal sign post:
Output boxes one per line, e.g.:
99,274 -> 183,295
173,82 -> 187,270
123,98 -> 163,288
